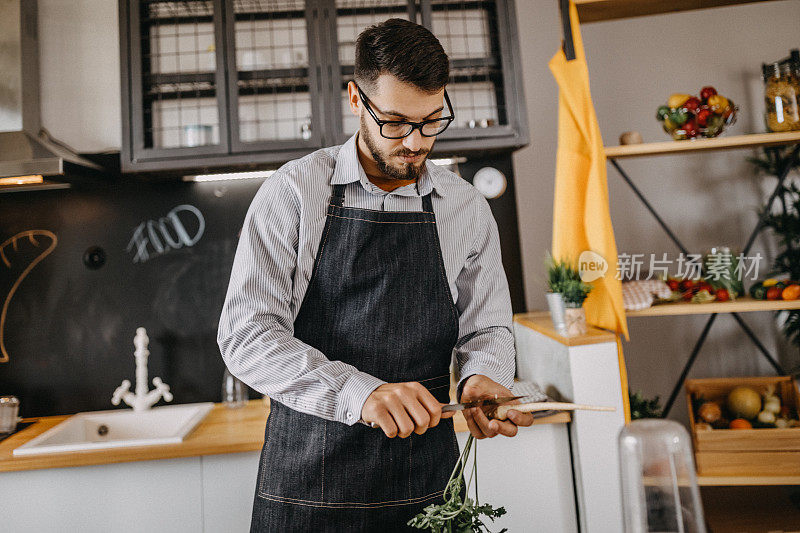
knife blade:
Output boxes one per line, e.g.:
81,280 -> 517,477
440,395 -> 526,413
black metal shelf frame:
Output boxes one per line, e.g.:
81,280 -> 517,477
608,143 -> 800,416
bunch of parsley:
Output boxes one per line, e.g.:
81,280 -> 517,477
407,435 -> 507,533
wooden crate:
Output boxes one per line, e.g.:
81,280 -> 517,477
685,376 -> 800,476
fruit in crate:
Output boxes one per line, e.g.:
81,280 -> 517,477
729,418 -> 753,429
656,85 -> 737,140
726,386 -> 761,419
697,401 -> 722,423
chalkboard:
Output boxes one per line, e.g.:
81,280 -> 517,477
0,152 -> 524,418
0,177 -> 262,417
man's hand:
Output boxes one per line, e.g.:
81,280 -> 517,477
460,374 -> 534,439
361,382 -> 455,438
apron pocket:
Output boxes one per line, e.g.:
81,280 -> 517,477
257,402 -> 326,502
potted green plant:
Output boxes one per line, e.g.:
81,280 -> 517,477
545,253 -> 593,336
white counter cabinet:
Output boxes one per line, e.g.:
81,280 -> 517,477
1,424 -> 575,532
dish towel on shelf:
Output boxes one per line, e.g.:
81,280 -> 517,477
622,280 -> 673,311
549,0 -> 631,422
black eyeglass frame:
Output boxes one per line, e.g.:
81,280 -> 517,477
355,83 -> 455,139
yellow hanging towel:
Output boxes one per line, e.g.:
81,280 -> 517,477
549,0 -> 631,422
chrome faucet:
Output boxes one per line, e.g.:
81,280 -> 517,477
112,327 -> 173,412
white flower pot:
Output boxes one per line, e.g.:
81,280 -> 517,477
546,292 -> 567,334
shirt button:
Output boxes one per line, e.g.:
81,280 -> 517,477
346,411 -> 354,419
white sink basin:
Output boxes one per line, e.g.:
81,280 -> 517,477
12,402 -> 214,456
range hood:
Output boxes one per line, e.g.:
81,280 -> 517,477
0,0 -> 102,190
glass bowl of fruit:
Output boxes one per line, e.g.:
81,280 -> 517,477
656,86 -> 737,140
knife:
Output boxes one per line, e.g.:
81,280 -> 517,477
440,395 -> 526,413
364,395 -> 527,428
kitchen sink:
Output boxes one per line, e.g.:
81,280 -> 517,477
12,402 -> 214,456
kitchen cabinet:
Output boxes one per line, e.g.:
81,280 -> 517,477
0,429 -> 575,532
119,0 -> 529,174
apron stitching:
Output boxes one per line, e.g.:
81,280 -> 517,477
307,212 -> 335,291
321,419 -> 326,500
258,411 -> 273,494
327,213 -> 434,224
408,437 -> 412,498
427,384 -> 449,391
256,490 -> 445,508
328,204 -> 434,215
430,213 -> 458,324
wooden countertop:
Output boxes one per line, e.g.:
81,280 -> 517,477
1,394 -> 569,473
514,311 -> 618,346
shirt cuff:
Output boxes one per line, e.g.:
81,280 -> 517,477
456,365 -> 513,402
336,371 -> 386,426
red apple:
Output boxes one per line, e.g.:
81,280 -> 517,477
700,86 -> 717,102
683,119 -> 698,137
683,97 -> 701,113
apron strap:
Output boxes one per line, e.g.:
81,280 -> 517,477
330,184 -> 346,206
422,193 -> 433,213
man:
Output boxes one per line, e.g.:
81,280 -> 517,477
217,18 -> 532,532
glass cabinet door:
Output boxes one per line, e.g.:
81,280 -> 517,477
422,0 -> 520,145
224,0 -> 324,152
128,0 -> 230,158
323,0 -> 420,145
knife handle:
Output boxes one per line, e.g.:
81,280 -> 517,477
494,402 -> 615,420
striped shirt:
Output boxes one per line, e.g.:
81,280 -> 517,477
217,132 -> 515,426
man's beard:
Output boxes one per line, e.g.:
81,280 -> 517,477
360,114 -> 431,181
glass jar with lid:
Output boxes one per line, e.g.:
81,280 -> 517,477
764,61 -> 800,132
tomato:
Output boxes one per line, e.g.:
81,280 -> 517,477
683,119 -> 698,137
683,97 -> 701,113
767,286 -> 782,300
682,290 -> 694,301
696,108 -> 712,127
715,288 -> 730,302
666,279 -> 680,291
697,280 -> 712,291
729,418 -> 752,430
700,86 -> 717,101
679,279 -> 695,291
782,284 -> 800,300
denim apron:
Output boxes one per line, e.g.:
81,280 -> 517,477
250,183 -> 461,532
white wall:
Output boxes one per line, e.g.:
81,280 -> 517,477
36,0 -> 800,424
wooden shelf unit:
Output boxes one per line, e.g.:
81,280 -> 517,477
625,296 -> 800,317
605,131 -> 800,159
574,0 -> 780,23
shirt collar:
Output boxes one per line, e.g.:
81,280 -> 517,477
330,131 -> 446,198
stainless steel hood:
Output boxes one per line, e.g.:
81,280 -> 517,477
0,0 -> 102,187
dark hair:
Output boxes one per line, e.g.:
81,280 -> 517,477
354,18 -> 449,94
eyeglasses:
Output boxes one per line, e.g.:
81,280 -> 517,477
356,83 -> 455,139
